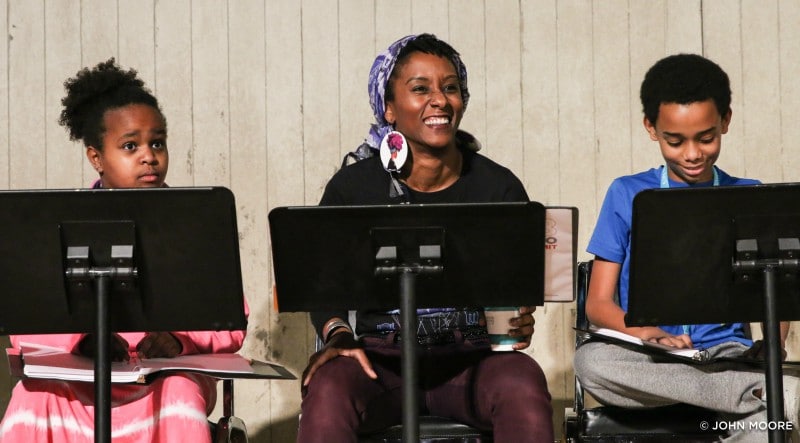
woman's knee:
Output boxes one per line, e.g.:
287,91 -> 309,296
476,352 -> 550,397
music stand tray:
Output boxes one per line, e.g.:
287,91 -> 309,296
0,187 -> 248,442
0,187 -> 247,333
627,182 -> 800,443
269,201 -> 546,311
269,201 -> 546,442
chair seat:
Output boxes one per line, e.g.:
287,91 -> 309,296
570,404 -> 727,442
358,415 -> 491,443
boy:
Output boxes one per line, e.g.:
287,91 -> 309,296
574,53 -> 797,442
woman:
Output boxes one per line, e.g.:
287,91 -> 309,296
0,59 -> 246,443
298,34 -> 553,443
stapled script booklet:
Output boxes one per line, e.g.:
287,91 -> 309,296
576,325 -> 800,367
14,343 -> 295,383
578,325 -> 709,362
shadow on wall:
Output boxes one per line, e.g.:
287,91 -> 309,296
552,395 -> 570,440
248,415 -> 300,443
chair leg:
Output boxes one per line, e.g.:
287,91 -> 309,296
563,411 -> 579,443
215,416 -> 248,443
214,378 -> 248,443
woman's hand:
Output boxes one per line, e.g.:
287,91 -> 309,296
77,333 -> 130,362
509,306 -> 537,350
302,332 -> 377,387
136,332 -> 183,358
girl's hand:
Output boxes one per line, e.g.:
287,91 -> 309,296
136,332 -> 182,358
78,333 -> 130,362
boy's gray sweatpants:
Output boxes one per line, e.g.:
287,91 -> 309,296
574,340 -> 800,443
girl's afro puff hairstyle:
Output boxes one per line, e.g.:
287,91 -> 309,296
59,58 -> 163,149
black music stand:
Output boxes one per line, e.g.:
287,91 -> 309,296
626,183 -> 800,443
269,201 -> 546,442
0,187 -> 247,443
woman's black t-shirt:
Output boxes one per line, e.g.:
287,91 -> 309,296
312,148 -> 530,339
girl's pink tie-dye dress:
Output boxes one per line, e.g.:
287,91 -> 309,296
0,327 -> 245,443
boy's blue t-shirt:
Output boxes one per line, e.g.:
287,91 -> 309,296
587,166 -> 761,349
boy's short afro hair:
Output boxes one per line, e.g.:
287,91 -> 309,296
640,53 -> 731,126
59,58 -> 163,149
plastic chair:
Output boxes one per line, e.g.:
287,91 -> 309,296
563,261 -> 728,442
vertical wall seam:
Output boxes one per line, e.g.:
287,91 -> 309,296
189,0 -> 195,185
152,0 -> 157,95
776,0 -> 784,181
299,0 -> 305,203
226,0 -> 231,188
42,1 -> 47,186
518,0 -> 524,177
337,0 -> 341,161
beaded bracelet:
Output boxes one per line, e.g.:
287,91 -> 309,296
323,320 -> 352,343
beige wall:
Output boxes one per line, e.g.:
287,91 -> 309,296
1,0 -> 800,441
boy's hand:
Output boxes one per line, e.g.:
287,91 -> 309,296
639,327 -> 693,349
649,334 -> 693,349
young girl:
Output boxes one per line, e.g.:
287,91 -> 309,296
0,59 -> 246,443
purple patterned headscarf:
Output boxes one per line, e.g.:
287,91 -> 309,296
360,34 -> 471,154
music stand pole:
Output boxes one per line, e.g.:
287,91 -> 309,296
400,270 -> 419,443
94,274 -> 112,443
68,257 -> 138,443
376,245 -> 443,443
733,253 -> 800,443
762,266 -> 785,443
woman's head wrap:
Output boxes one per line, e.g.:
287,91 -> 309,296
352,34 -> 471,161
